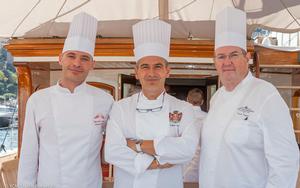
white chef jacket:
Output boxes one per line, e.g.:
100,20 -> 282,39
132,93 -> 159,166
105,92 -> 199,188
199,72 -> 300,188
18,82 -> 114,188
183,106 -> 207,182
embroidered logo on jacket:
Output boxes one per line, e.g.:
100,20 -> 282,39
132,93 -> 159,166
237,106 -> 254,120
169,110 -> 182,126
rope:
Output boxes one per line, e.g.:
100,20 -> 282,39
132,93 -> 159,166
46,0 -> 68,36
209,0 -> 215,20
279,0 -> 300,27
10,0 -> 41,38
11,0 -> 92,38
44,0 -> 91,24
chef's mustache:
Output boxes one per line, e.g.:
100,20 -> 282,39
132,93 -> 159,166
222,64 -> 235,71
144,75 -> 160,80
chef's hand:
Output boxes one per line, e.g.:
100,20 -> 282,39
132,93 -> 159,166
126,139 -> 137,152
148,158 -> 174,170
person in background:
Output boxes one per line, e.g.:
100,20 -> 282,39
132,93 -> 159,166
18,12 -> 114,188
186,88 -> 207,122
183,88 -> 207,182
105,19 -> 199,188
199,7 -> 299,188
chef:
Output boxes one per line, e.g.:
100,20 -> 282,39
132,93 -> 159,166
199,7 -> 299,188
183,88 -> 207,183
104,19 -> 199,188
18,12 -> 114,188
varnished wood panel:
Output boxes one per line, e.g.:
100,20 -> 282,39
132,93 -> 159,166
1,158 -> 19,187
15,65 -> 33,157
31,63 -> 51,92
87,81 -> 115,99
255,45 -> 300,66
5,38 -> 254,58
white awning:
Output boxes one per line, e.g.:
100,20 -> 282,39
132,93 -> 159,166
0,0 -> 299,39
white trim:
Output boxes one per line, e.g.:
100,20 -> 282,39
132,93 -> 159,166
13,56 -> 216,64
13,56 -> 254,64
14,56 -> 59,62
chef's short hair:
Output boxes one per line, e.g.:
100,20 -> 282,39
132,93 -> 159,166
187,88 -> 204,106
136,56 -> 168,67
241,48 -> 247,55
214,47 -> 247,56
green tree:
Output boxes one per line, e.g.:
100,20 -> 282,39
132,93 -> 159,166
0,47 -> 17,100
5,70 -> 16,83
0,70 -> 7,81
7,83 -> 17,94
3,93 -> 16,100
0,82 -> 5,95
0,48 -> 7,70
6,62 -> 15,72
0,95 -> 4,103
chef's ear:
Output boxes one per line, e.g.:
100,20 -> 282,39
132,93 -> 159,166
58,53 -> 63,66
164,60 -> 170,78
246,52 -> 251,61
90,59 -> 96,70
134,64 -> 140,80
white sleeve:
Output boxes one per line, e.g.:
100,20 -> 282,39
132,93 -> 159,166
183,145 -> 200,182
154,105 -> 199,164
104,103 -> 153,176
261,93 -> 300,188
17,97 -> 39,187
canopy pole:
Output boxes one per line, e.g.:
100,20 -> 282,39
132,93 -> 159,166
159,0 -> 169,21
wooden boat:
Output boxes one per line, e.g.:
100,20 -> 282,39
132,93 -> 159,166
0,1 -> 299,186
0,38 -> 299,187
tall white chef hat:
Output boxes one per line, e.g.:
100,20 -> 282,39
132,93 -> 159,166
215,7 -> 247,51
133,19 -> 171,62
62,12 -> 98,57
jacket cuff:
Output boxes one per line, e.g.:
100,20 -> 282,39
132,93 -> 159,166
134,153 -> 154,174
153,136 -> 168,164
